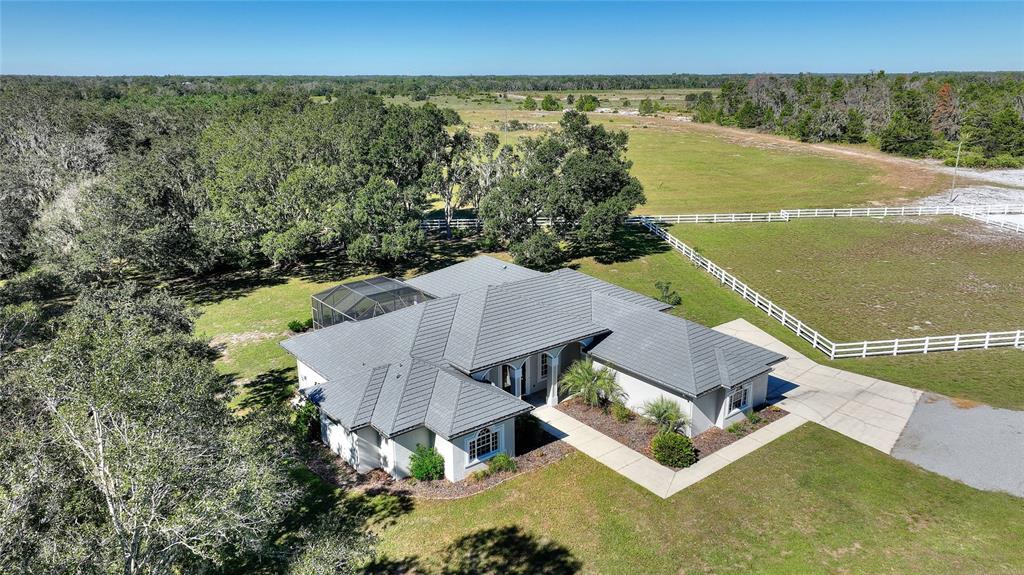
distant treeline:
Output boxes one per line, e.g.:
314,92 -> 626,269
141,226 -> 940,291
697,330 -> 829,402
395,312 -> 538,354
691,72 -> 1024,167
4,71 -> 1022,100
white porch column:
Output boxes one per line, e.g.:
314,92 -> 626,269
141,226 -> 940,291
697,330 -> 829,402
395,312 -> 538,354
546,346 -> 565,406
505,358 -> 527,397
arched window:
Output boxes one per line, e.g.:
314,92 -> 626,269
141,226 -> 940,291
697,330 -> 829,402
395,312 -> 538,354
467,426 -> 501,462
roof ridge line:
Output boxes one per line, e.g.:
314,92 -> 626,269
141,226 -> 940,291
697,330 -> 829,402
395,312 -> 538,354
682,320 -> 700,391
713,347 -> 733,387
468,286 -> 491,368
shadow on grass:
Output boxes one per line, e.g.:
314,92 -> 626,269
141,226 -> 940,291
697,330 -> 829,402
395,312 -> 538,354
235,368 -> 297,411
364,525 -> 581,575
587,224 -> 670,265
439,525 -> 582,575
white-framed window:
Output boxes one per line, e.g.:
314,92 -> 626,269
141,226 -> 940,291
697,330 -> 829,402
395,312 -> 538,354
540,353 -> 550,381
728,385 -> 750,414
466,426 -> 502,463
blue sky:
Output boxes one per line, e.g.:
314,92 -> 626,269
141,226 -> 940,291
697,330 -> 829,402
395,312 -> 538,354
2,2 -> 1022,75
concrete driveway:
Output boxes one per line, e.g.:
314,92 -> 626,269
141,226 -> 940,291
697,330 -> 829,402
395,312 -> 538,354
716,319 -> 1024,498
715,319 -> 921,453
892,394 -> 1024,498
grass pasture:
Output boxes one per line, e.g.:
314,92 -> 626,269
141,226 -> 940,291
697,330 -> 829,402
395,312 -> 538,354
572,225 -> 1024,410
668,216 -> 1024,340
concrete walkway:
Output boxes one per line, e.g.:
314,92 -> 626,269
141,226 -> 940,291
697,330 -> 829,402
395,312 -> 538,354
714,319 -> 921,453
532,403 -> 806,498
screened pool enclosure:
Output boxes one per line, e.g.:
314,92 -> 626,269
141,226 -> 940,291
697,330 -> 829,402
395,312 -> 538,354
311,277 -> 434,329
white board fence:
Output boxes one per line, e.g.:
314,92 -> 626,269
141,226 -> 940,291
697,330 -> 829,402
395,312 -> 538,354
637,218 -> 1024,360
624,203 -> 1024,225
423,204 -> 1024,230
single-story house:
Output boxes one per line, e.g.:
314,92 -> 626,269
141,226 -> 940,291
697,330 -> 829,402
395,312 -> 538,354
282,255 -> 785,482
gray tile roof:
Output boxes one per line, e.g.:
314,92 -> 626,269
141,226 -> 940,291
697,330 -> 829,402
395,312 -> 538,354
587,292 -> 785,397
285,255 -> 785,441
404,255 -> 544,298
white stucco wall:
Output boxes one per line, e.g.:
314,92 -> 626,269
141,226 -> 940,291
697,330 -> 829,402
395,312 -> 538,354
319,413 -> 382,473
387,427 -> 434,479
592,359 -> 698,436
592,360 -> 773,436
715,372 -> 771,429
298,360 -> 327,390
443,417 -> 517,482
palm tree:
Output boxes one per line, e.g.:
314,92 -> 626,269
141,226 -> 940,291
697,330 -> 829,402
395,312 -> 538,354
641,396 -> 689,433
559,359 -> 624,410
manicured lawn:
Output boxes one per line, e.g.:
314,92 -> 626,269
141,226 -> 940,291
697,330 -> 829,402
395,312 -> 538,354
668,216 -> 1024,340
376,424 -> 1024,574
574,226 -> 1024,410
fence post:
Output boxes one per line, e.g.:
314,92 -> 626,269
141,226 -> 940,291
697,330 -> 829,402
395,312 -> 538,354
892,339 -> 899,356
954,334 -> 960,351
984,332 -> 991,349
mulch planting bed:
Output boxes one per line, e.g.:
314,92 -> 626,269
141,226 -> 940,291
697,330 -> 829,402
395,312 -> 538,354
692,405 -> 788,460
303,427 -> 574,500
555,396 -> 659,458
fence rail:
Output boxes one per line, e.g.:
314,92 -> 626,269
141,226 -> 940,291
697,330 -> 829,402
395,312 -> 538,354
637,217 -> 1024,360
624,204 -> 1024,225
958,212 -> 1024,235
424,204 -> 1024,230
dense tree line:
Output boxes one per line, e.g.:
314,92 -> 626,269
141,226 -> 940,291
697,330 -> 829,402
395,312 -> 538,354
0,285 -> 375,574
693,72 -> 1024,166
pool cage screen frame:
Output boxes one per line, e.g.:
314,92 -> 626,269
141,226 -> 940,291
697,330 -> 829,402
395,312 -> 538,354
311,276 -> 434,329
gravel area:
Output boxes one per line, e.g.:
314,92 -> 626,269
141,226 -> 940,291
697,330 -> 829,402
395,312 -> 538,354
556,397 -> 659,457
912,185 -> 1024,207
692,405 -> 788,460
302,427 -> 574,500
892,393 -> 1024,498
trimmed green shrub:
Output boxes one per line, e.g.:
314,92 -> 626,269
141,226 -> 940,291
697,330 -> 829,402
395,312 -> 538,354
409,444 -> 445,481
746,411 -> 763,426
287,317 -> 314,333
487,452 -> 517,474
650,431 -> 697,468
611,402 -> 634,423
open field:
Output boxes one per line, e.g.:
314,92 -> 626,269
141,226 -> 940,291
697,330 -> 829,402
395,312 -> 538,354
421,97 -> 955,213
666,216 -> 1024,340
376,425 -> 1024,574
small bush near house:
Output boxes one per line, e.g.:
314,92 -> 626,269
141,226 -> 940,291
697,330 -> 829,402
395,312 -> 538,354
726,421 -> 746,436
650,431 -> 697,468
642,397 -> 687,432
746,411 -> 763,426
559,359 -> 625,411
487,452 -> 518,474
654,280 -> 682,306
468,469 -> 489,482
293,400 -> 320,443
288,317 -> 314,333
409,444 -> 445,480
611,402 -> 634,423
